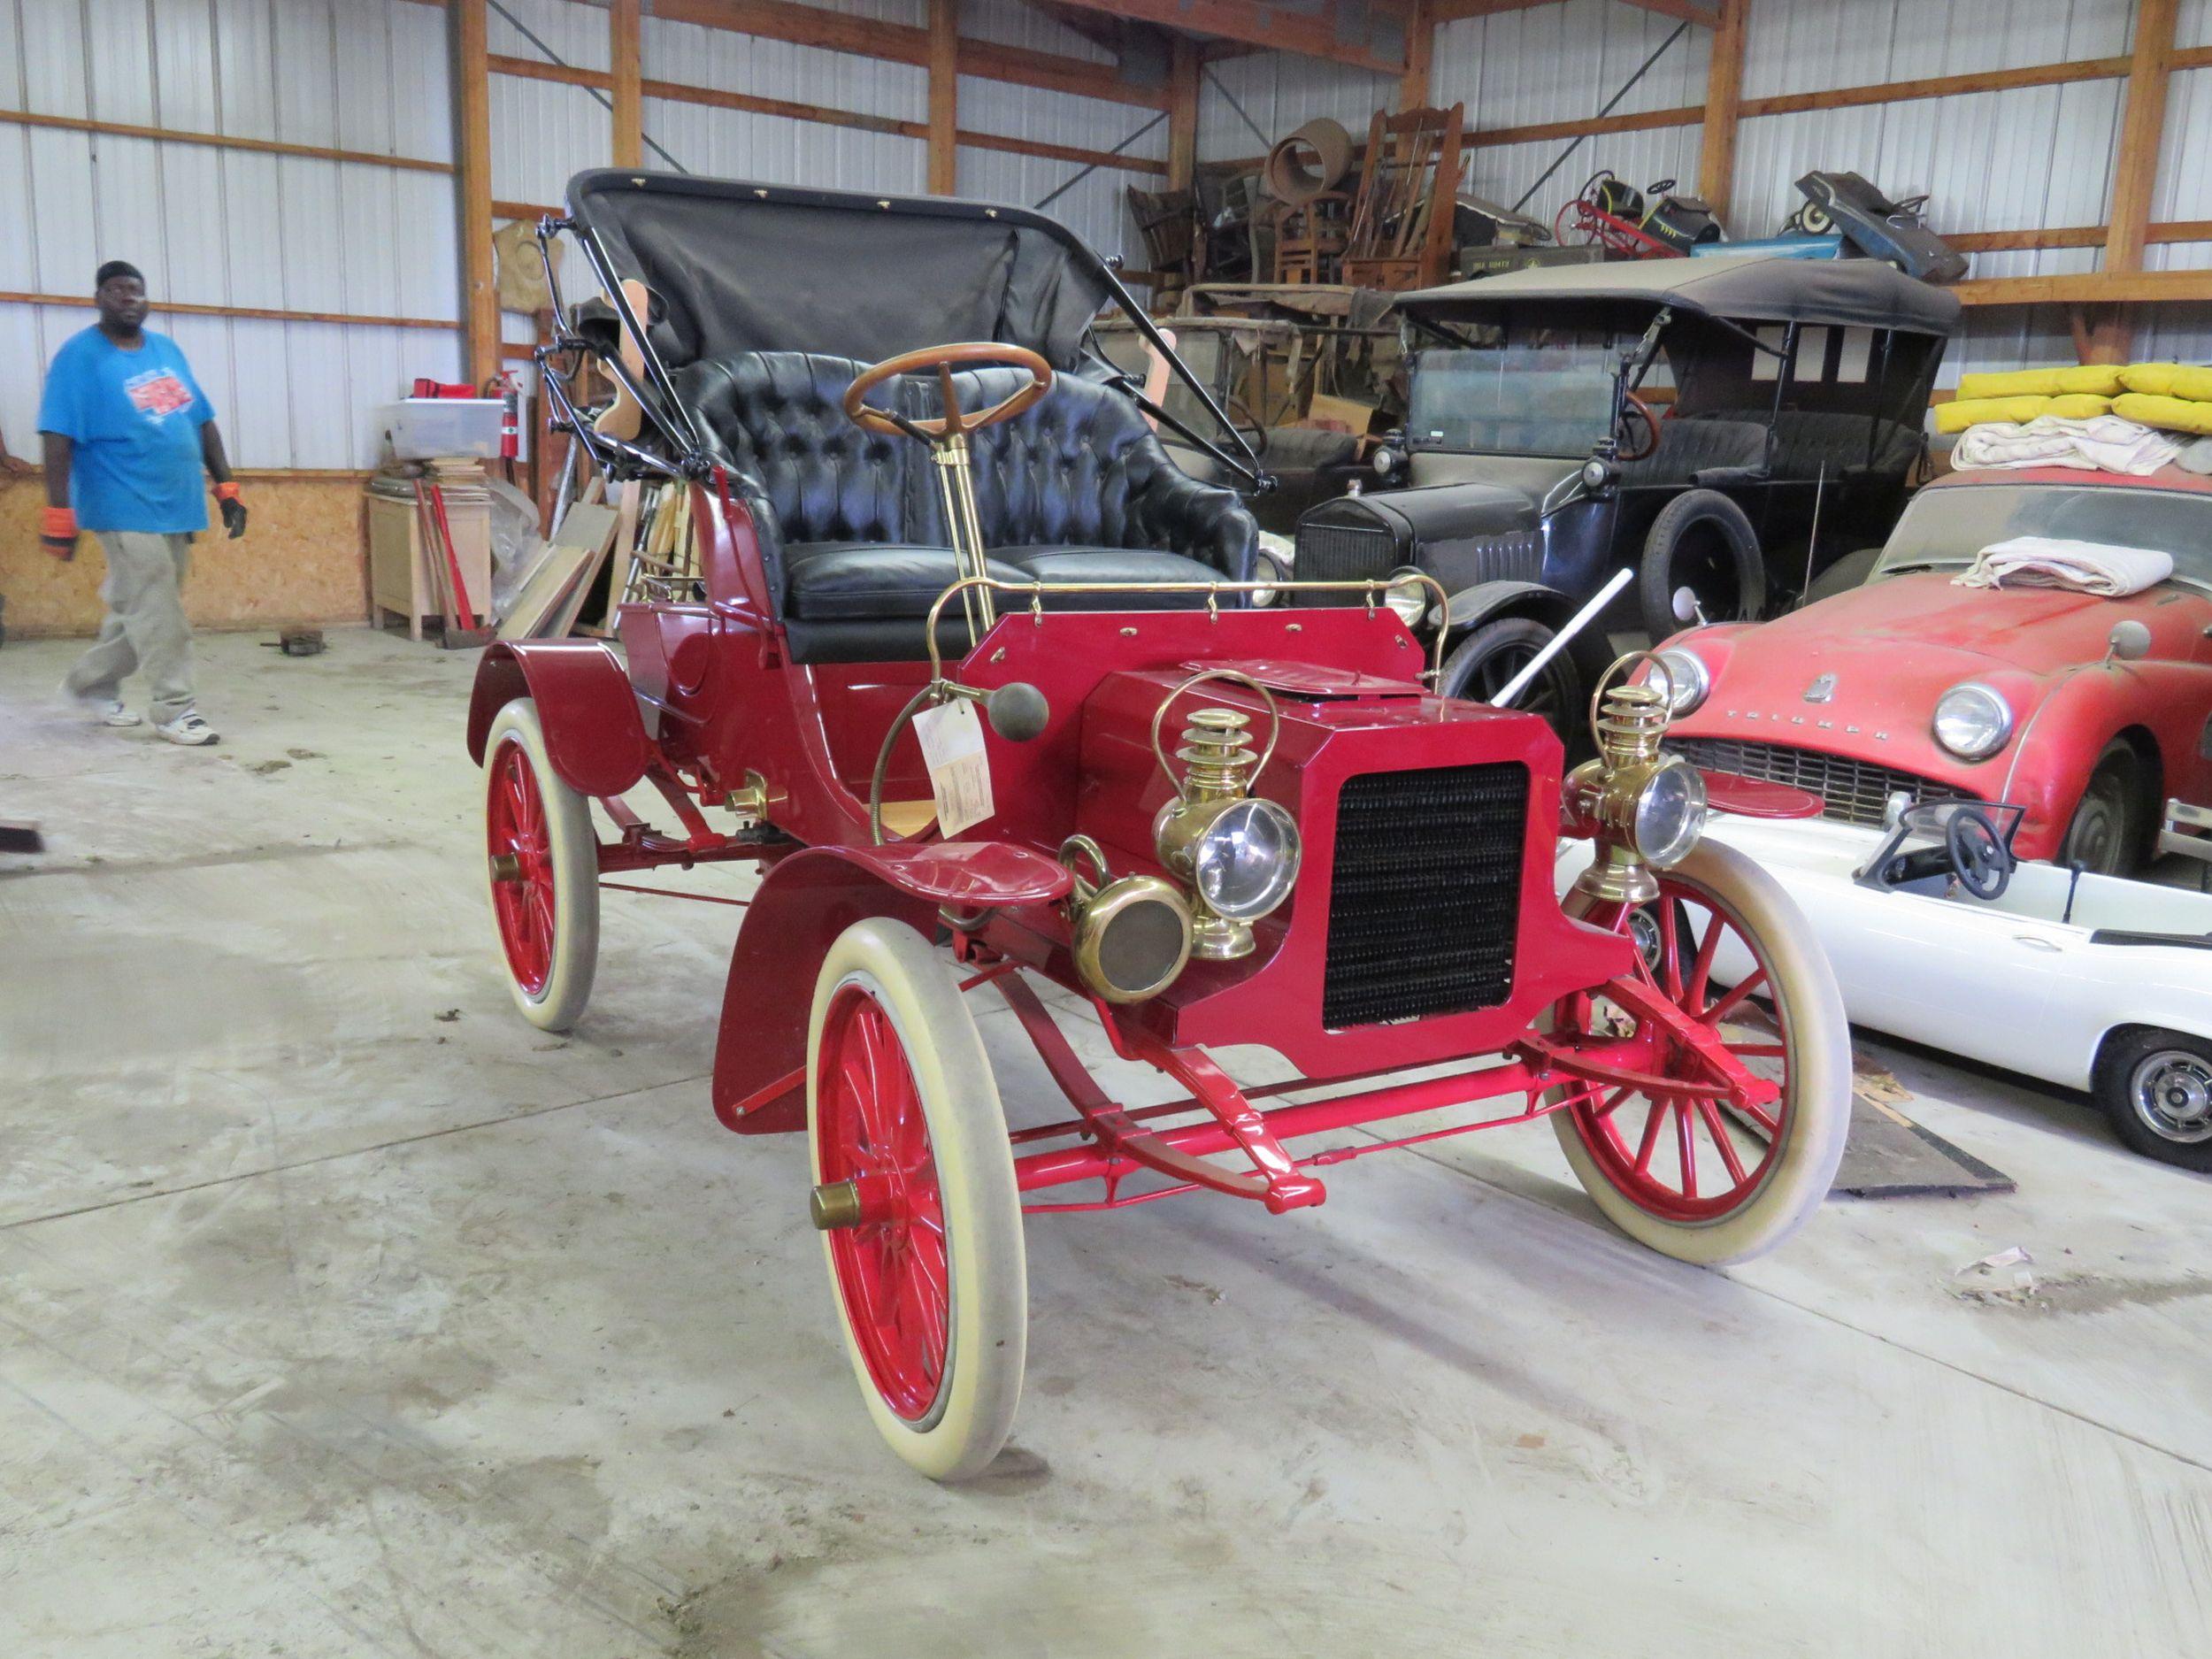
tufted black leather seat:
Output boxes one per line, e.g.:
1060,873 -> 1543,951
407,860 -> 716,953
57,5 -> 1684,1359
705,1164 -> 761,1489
1618,416 -> 1774,488
674,349 -> 1258,660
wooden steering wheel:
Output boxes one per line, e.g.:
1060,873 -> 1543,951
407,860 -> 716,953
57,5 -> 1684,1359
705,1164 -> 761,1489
1617,390 -> 1662,463
842,342 -> 1055,440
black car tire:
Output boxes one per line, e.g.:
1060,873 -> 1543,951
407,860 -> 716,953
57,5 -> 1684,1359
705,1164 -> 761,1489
2093,1027 -> 2212,1171
1640,489 -> 1766,639
1440,617 -> 1582,748
2061,741 -> 2148,877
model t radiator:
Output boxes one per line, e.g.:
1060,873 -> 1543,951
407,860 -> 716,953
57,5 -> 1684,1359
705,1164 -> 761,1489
1324,763 -> 1527,1027
1292,520 -> 1398,594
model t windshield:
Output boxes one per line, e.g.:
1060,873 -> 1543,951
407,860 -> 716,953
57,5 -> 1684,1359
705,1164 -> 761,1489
1875,481 -> 2212,592
1404,335 -> 1623,457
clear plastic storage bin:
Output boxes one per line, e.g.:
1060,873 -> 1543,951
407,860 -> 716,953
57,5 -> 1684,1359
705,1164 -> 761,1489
379,398 -> 503,460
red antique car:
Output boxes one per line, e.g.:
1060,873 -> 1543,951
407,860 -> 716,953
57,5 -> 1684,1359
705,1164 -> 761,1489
1655,467 -> 2212,875
468,172 -> 1849,1479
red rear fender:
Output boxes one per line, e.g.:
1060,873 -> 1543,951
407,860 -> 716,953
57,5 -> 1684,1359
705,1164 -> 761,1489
466,640 -> 652,797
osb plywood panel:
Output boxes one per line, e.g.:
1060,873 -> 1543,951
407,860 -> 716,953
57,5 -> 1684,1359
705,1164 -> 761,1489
0,478 -> 368,640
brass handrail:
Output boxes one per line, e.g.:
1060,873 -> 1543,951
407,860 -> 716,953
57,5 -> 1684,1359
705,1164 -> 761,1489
919,572 -> 1455,687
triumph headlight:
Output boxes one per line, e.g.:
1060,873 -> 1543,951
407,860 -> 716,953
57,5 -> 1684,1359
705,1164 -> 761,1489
1932,682 -> 2013,760
1190,796 -> 1302,920
1651,647 -> 1709,716
1383,567 -> 1427,628
1632,760 -> 1707,868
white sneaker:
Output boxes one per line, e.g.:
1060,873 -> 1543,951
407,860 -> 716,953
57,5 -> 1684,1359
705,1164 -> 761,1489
95,699 -> 142,727
155,711 -> 219,746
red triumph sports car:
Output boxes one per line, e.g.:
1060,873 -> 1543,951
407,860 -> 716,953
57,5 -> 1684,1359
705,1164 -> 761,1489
1651,466 -> 2212,875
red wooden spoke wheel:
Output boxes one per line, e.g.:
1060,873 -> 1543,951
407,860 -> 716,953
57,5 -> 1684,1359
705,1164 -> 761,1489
481,699 -> 599,1032
1549,841 -> 1849,1265
816,984 -> 953,1421
806,919 -> 1025,1481
488,740 -> 557,996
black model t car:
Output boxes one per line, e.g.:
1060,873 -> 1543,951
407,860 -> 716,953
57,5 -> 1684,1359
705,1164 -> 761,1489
1292,253 -> 1960,715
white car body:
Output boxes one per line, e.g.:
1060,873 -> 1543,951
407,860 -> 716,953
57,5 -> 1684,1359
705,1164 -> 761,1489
1556,815 -> 2212,1092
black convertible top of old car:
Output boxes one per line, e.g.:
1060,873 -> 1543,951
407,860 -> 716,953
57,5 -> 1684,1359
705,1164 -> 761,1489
567,168 -> 1123,373
1396,250 -> 1961,337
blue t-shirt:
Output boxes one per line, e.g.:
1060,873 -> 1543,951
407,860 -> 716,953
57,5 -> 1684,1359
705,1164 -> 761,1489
36,326 -> 215,534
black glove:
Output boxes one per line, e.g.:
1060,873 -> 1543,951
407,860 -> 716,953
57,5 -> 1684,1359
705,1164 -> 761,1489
219,496 -> 248,539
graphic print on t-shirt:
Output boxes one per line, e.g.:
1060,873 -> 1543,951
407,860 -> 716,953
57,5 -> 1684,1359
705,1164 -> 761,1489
125,366 -> 196,422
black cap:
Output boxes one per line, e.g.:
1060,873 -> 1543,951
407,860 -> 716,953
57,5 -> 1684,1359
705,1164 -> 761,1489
96,260 -> 144,288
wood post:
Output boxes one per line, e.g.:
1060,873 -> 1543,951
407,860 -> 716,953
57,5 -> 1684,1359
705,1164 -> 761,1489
1698,0 -> 1747,226
450,0 -> 500,389
1400,0 -> 1433,111
1168,35 -> 1200,192
927,0 -> 958,195
2107,0 -> 2177,274
611,0 -> 643,169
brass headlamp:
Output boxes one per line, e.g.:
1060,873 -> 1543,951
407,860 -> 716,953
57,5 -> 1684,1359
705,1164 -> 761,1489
1059,834 -> 1193,1002
1565,651 -> 1709,908
1149,671 -> 1302,960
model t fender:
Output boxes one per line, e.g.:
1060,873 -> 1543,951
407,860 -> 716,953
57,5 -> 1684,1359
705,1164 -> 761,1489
466,640 -> 653,797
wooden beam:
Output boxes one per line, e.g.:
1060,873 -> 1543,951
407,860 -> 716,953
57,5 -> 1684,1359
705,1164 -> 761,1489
492,199 -> 565,221
2107,0 -> 2179,274
1400,0 -> 1433,109
0,106 -> 451,173
0,289 -> 456,331
1467,103 -> 1703,149
610,0 -> 643,168
927,0 -> 957,195
1944,220 -> 2212,252
1699,0 -> 1747,222
1618,0 -> 1721,25
647,0 -> 1169,108
451,0 -> 500,388
1037,0 -> 1409,73
488,53 -> 608,88
1168,32 -> 1200,192
1952,268 -> 2212,306
1740,56 -> 2131,119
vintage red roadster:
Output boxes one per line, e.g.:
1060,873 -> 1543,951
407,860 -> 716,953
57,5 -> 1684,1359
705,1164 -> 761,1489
468,172 -> 1849,1479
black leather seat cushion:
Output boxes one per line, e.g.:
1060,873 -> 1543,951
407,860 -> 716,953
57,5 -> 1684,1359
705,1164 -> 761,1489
1619,416 -> 1773,487
785,541 -> 1029,620
997,546 -> 1226,609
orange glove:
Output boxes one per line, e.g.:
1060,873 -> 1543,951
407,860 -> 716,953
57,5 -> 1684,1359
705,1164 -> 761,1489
40,505 -> 77,561
214,481 -> 247,539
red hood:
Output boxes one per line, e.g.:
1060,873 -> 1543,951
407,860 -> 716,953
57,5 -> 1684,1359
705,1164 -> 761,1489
1666,572 -> 2208,780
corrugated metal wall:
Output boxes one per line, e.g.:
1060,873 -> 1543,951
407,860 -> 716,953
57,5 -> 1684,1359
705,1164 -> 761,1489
1197,0 -> 2212,382
1,0 -> 459,472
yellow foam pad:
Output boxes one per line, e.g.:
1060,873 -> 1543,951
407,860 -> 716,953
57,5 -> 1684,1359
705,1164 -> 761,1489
1955,369 -> 2062,399
2117,363 -> 2212,403
1934,395 -> 2053,434
2055,365 -> 2125,396
2113,391 -> 2212,435
2045,394 -> 2113,419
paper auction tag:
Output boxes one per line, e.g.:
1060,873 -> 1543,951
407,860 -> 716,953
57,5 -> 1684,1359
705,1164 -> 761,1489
912,698 -> 995,836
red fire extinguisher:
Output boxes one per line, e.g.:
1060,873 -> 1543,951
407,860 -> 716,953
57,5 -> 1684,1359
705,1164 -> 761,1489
495,373 -> 521,461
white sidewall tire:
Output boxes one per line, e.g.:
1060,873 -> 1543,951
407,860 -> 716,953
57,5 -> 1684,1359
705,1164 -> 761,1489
1551,839 -> 1851,1266
484,698 -> 600,1032
807,919 -> 1026,1481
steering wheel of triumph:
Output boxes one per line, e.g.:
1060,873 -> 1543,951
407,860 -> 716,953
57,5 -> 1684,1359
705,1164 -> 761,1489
843,342 -> 1056,440
1947,804 -> 2014,902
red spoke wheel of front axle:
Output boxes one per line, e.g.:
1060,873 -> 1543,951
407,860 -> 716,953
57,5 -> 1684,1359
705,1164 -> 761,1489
807,919 -> 1025,1481
1549,840 -> 1849,1266
482,699 -> 599,1031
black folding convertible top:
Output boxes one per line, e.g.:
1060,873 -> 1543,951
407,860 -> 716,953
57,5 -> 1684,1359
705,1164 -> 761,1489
1395,250 -> 1962,337
566,169 -> 1119,373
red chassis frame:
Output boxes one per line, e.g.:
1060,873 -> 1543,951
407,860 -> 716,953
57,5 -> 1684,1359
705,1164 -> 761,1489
466,475 -> 1694,1217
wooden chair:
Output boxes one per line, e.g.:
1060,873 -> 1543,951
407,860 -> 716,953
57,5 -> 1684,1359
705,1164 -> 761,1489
1340,104 -> 1464,291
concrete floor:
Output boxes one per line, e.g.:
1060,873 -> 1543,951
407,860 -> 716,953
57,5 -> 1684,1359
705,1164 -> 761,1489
4,626 -> 2210,1658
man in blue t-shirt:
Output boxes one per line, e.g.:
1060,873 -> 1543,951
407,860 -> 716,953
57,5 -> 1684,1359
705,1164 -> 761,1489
38,260 -> 249,746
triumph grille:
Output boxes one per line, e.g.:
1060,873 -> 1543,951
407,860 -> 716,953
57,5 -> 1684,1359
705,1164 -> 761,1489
1667,736 -> 1976,828
1324,763 -> 1526,1028
1291,521 -> 1396,596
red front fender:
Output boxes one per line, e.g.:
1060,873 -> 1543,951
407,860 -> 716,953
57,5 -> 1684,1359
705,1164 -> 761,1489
711,841 -> 1073,1135
465,640 -> 652,797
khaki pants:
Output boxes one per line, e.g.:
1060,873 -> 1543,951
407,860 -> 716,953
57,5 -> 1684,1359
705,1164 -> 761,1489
62,531 -> 196,725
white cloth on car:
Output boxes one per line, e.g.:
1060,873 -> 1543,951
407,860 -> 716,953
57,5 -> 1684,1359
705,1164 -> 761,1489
2177,435 -> 2212,476
1950,414 -> 2181,476
1952,534 -> 2174,596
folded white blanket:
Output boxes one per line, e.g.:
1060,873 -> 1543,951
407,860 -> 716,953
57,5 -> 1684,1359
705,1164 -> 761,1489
1951,414 -> 2181,477
2178,435 -> 2212,476
1953,534 -> 2174,595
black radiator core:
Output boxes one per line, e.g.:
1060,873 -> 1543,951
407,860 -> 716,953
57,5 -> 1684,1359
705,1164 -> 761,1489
1324,763 -> 1527,1028
1291,520 -> 1398,599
